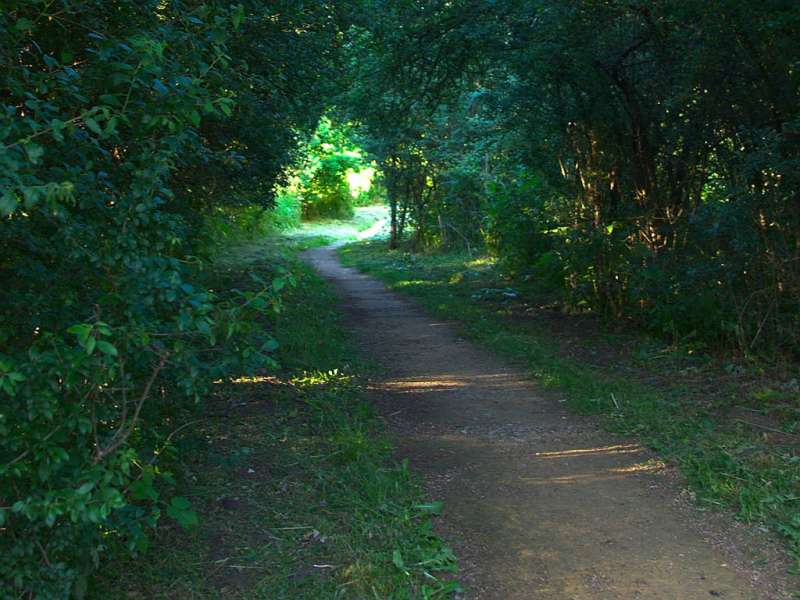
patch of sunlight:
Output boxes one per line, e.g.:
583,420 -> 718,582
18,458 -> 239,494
347,167 -> 374,196
521,471 -> 638,486
381,378 -> 469,392
466,256 -> 497,268
378,373 -> 529,394
293,369 -> 353,386
534,444 -> 641,459
356,215 -> 388,240
226,375 -> 284,385
395,279 -> 448,288
395,280 -> 430,288
609,460 -> 666,474
290,205 -> 389,242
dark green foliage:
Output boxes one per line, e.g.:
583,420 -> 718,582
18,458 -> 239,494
0,2 -> 352,597
344,0 -> 800,357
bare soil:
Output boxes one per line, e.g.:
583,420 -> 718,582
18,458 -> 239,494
305,244 -> 796,600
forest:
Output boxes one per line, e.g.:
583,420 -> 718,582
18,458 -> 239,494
1,1 -> 799,598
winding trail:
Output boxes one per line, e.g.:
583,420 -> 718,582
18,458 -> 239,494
305,244 -> 790,600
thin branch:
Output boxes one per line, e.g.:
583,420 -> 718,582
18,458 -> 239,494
93,351 -> 169,464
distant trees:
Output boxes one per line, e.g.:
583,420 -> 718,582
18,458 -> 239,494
344,0 -> 800,356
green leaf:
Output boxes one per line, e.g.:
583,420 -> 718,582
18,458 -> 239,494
0,191 -> 19,216
22,187 -> 40,209
85,336 -> 97,355
232,5 -> 245,30
130,472 -> 159,502
218,100 -> 233,117
167,496 -> 199,529
25,144 -> 44,163
68,324 -> 93,345
84,117 -> 103,136
104,117 -> 118,135
414,501 -> 443,515
96,341 -> 118,356
392,549 -> 407,572
15,18 -> 34,32
152,79 -> 169,96
76,482 -> 94,495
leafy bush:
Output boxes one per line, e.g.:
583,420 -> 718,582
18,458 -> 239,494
0,2 -> 351,597
301,155 -> 357,220
266,192 -> 303,231
292,118 -> 376,221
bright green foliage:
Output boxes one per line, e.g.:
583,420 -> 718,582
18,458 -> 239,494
290,118 -> 377,220
0,2 -> 353,597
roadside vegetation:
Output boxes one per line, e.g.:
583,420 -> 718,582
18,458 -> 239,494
94,232 -> 457,599
341,241 -> 800,568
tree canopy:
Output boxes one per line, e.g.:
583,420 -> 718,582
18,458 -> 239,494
344,0 -> 800,356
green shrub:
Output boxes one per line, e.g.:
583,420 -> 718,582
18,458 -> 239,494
0,2 -> 351,597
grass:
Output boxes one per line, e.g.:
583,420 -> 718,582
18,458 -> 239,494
93,233 -> 458,598
340,240 -> 800,569
290,205 -> 389,246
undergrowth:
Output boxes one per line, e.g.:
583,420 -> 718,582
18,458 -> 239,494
94,237 -> 458,599
340,241 -> 800,570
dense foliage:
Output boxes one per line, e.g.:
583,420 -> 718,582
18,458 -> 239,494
0,1 -> 352,597
4,0 -> 800,596
276,117 -> 380,221
344,0 -> 800,357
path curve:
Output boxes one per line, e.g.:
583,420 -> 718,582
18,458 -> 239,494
305,244 -> 791,600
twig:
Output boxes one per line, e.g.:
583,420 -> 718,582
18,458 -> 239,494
93,351 -> 169,463
4,426 -> 63,469
736,419 -> 799,439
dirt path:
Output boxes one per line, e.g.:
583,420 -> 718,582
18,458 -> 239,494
305,244 -> 792,600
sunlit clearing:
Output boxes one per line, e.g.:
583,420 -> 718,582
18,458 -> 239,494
534,444 -> 641,458
357,215 -> 388,240
348,167 -> 374,197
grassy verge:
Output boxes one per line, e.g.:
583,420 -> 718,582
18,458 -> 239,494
340,241 -> 800,569
289,205 -> 388,246
93,236 -> 458,599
